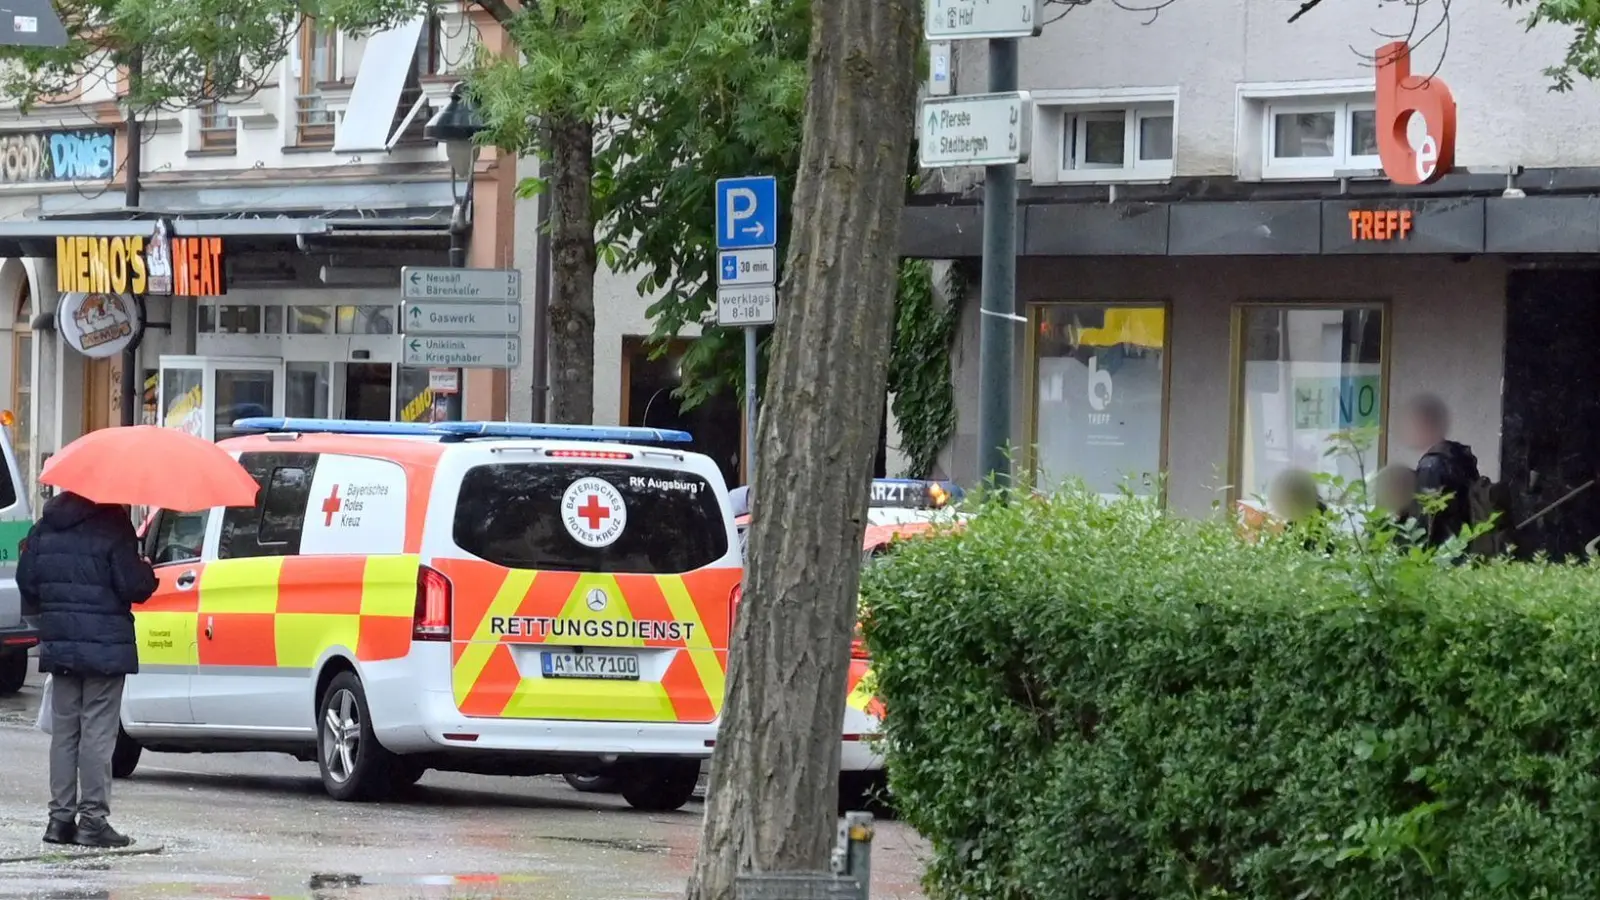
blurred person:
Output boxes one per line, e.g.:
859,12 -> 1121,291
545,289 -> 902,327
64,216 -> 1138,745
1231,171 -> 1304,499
1372,463 -> 1423,542
1268,468 -> 1331,551
18,491 -> 157,848
1268,467 -> 1326,524
1400,394 -> 1481,547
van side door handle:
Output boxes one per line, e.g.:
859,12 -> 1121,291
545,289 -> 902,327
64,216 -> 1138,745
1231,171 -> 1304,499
204,616 -> 214,641
176,571 -> 197,590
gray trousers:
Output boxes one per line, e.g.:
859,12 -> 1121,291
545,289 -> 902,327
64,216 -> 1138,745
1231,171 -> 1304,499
49,673 -> 125,826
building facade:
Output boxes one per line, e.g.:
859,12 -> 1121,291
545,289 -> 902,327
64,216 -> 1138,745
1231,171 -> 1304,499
0,6 -> 519,506
910,1 -> 1600,556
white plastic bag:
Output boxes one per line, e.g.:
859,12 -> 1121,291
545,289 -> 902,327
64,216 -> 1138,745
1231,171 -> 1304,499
35,674 -> 51,735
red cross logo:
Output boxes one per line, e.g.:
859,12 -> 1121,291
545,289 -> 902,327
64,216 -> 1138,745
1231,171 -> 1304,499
576,495 -> 610,530
322,485 -> 342,526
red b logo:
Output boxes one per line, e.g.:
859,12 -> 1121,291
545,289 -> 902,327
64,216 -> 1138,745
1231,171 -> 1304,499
1375,41 -> 1456,186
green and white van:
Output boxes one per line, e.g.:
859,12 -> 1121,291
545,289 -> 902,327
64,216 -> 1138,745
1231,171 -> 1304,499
0,422 -> 33,695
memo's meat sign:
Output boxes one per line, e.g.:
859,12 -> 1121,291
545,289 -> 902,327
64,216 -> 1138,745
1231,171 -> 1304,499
55,224 -> 227,297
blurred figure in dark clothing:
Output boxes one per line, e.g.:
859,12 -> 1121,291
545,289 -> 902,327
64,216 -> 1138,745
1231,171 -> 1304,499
1400,394 -> 1481,547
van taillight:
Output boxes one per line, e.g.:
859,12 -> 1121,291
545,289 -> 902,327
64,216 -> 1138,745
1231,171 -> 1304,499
414,565 -> 452,641
729,583 -> 742,622
851,623 -> 870,660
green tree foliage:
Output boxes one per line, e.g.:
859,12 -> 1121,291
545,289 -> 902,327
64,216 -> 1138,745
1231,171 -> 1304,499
474,0 -> 810,409
0,0 -> 441,111
1508,0 -> 1600,91
863,483 -> 1600,899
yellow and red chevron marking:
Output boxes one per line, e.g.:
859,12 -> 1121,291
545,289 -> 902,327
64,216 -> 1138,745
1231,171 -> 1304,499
137,554 -> 419,671
846,659 -> 885,720
435,558 -> 738,724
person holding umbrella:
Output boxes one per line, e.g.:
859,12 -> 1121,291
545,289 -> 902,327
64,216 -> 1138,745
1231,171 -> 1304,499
19,490 -> 156,847
23,424 -> 259,848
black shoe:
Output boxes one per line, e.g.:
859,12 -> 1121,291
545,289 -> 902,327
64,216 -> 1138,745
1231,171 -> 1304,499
73,820 -> 132,848
42,819 -> 75,845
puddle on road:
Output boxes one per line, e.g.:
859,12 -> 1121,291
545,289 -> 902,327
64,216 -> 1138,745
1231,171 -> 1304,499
538,835 -> 667,854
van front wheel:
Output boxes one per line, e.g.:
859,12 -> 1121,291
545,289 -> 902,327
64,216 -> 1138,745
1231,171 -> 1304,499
317,672 -> 396,802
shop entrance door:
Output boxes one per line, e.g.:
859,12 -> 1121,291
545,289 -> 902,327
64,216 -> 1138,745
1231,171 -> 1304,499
157,356 -> 286,442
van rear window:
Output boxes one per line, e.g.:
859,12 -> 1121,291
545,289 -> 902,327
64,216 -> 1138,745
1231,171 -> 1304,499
452,464 -> 729,574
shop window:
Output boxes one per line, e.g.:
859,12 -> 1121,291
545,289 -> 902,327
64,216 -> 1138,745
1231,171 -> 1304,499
217,304 -> 263,334
396,366 -> 461,423
289,305 -> 334,334
1029,304 -> 1167,499
1233,304 -> 1386,514
336,305 -> 396,335
286,362 -> 331,418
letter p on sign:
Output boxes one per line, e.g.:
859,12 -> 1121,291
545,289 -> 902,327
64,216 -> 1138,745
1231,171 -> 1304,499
724,189 -> 757,242
1375,40 -> 1456,186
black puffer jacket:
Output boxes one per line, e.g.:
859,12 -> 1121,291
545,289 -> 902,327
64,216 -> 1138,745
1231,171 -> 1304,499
18,491 -> 158,676
1417,440 -> 1481,547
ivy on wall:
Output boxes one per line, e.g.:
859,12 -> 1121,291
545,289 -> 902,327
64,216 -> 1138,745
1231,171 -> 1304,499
888,259 -> 963,478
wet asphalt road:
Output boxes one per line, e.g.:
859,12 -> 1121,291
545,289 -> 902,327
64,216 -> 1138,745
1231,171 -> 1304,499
0,664 -> 929,900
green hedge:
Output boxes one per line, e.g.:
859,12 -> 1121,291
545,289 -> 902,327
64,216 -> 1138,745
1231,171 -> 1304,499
860,487 -> 1600,900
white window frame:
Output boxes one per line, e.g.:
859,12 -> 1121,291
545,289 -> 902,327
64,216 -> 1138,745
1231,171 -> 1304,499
1238,80 -> 1382,181
1030,87 -> 1178,185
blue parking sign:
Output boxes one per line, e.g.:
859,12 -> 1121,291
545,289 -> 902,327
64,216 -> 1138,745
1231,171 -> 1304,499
715,176 -> 779,251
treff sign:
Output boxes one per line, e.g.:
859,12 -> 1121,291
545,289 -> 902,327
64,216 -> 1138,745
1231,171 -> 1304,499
1374,40 -> 1456,186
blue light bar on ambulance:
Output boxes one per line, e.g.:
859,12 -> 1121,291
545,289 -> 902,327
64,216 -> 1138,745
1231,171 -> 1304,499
232,417 -> 439,436
231,417 -> 694,444
869,478 -> 965,510
431,421 -> 692,443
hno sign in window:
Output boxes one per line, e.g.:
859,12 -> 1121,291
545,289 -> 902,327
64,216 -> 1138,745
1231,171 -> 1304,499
920,92 -> 1032,168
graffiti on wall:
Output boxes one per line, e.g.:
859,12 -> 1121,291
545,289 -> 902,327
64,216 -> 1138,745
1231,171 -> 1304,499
0,129 -> 114,184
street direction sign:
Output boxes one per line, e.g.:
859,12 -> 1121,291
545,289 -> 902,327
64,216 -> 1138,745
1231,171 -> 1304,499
717,248 -> 778,287
401,266 -> 521,301
403,301 -> 521,335
925,0 -> 1042,40
717,286 -> 777,327
404,335 -> 522,368
715,176 -> 779,250
920,92 -> 1032,168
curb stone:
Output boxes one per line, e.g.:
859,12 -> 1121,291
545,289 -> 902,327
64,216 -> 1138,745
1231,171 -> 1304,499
0,841 -> 164,864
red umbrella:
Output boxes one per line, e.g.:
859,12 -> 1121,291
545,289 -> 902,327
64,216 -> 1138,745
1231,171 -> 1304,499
41,426 -> 258,512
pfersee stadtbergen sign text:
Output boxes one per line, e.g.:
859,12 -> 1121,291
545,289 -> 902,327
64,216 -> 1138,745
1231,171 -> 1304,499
919,92 -> 1032,168
925,0 -> 1042,39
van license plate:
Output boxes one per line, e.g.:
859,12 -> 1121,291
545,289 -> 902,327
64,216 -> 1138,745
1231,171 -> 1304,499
540,652 -> 640,680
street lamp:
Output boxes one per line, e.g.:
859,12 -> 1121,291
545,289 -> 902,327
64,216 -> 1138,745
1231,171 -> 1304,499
425,82 -> 486,268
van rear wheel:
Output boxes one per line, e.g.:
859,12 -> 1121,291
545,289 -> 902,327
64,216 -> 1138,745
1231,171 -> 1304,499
111,728 -> 142,779
317,672 -> 396,802
0,650 -> 25,695
620,759 -> 700,812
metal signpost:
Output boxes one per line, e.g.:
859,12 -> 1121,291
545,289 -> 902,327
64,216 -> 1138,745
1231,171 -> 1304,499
715,176 -> 779,483
399,266 -> 523,372
920,0 -> 1041,488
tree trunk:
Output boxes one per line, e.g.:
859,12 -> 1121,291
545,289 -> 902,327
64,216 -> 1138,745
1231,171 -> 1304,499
685,2 -> 919,899
546,113 -> 597,425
